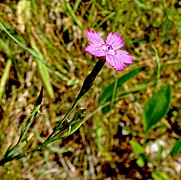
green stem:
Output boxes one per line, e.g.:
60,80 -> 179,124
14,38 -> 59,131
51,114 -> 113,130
47,57 -> 106,140
0,80 -> 154,166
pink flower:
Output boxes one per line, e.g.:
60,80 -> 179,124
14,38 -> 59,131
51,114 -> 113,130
85,30 -> 134,71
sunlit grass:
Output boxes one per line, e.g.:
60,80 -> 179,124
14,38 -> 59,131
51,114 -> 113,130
0,0 -> 180,179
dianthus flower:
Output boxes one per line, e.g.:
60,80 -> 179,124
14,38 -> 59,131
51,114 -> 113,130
85,30 -> 134,71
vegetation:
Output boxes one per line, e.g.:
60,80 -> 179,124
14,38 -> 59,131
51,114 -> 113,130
0,0 -> 180,179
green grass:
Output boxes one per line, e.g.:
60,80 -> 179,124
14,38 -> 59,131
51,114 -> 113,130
0,0 -> 180,179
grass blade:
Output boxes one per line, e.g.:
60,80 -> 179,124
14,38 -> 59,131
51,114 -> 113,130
30,36 -> 55,99
0,59 -> 12,101
152,45 -> 160,90
0,22 -> 71,83
98,66 -> 147,108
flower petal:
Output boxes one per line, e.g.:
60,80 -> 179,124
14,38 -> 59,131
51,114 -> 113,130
106,32 -> 124,49
115,50 -> 134,64
106,55 -> 126,71
85,30 -> 105,45
85,43 -> 106,57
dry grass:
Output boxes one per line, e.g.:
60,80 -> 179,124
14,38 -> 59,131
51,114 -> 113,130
0,0 -> 180,179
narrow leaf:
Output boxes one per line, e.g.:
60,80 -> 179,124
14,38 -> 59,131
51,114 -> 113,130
0,59 -> 12,101
137,155 -> 145,167
35,87 -> 43,107
0,22 -> 70,83
171,140 -> 181,156
98,66 -> 147,106
65,108 -> 85,136
152,45 -> 160,89
129,140 -> 144,158
63,1 -> 84,31
20,87 -> 43,141
99,66 -> 147,114
30,36 -> 55,99
143,84 -> 171,133
152,170 -> 170,180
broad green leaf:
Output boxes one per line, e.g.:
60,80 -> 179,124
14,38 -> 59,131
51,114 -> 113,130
171,140 -> 181,156
152,170 -> 170,180
129,140 -> 144,158
143,84 -> 171,133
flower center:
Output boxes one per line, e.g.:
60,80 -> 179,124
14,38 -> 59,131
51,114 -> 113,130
102,44 -> 116,56
108,45 -> 113,50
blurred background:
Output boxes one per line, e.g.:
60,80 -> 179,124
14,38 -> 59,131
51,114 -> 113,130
0,0 -> 180,179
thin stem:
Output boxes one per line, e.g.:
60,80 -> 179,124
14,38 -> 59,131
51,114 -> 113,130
46,57 -> 106,140
0,80 -> 154,166
151,45 -> 160,90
